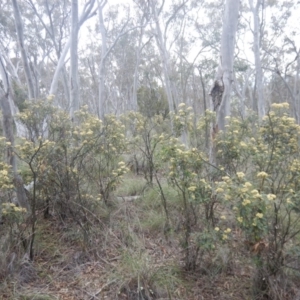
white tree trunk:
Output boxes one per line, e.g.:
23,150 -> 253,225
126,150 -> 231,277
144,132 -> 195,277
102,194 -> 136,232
70,0 -> 79,119
97,0 -> 108,118
295,51 -> 300,123
249,0 -> 265,119
49,0 -> 96,99
150,1 -> 176,113
0,45 -> 28,136
131,17 -> 149,112
0,55 -> 29,210
97,0 -> 133,117
12,0 -> 36,100
211,0 -> 240,131
49,38 -> 71,96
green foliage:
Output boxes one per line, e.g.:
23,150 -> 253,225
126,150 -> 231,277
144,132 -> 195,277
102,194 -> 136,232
12,81 -> 27,112
215,103 -> 300,295
16,99 -> 128,208
1,203 -> 27,226
115,250 -> 182,299
2,97 -> 300,298
123,111 -> 169,185
161,135 -> 215,269
115,176 -> 146,197
7,99 -> 128,256
137,85 -> 169,118
159,105 -> 219,270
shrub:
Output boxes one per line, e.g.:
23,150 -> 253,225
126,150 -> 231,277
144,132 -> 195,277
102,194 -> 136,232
216,103 -> 300,298
14,99 -> 128,256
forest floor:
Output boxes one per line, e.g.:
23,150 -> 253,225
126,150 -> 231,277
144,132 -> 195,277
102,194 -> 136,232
0,174 -> 283,300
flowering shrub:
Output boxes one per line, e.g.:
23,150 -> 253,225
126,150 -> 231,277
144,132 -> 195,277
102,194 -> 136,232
2,96 -> 300,298
1,202 -> 27,226
9,99 -> 130,256
171,103 -> 194,137
216,103 -> 300,293
162,134 -> 214,270
123,111 -> 168,185
74,110 -> 128,203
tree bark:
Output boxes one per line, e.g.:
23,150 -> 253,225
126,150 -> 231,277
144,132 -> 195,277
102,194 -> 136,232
97,0 -> 133,117
49,0 -> 96,99
150,1 -> 176,113
211,0 -> 240,131
294,50 -> 300,123
12,0 -> 36,100
49,38 -> 71,96
209,0 -> 240,165
70,0 -> 80,119
97,0 -> 108,118
131,15 -> 149,112
249,0 -> 265,119
0,55 -> 29,210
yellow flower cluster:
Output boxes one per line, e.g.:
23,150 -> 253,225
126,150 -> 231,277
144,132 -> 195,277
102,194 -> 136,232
0,164 -> 13,190
257,172 -> 268,178
237,216 -> 243,223
188,186 -> 197,192
2,202 -> 27,215
242,199 -> 251,206
113,161 -> 130,177
216,187 -> 224,193
224,228 -> 231,233
256,213 -> 263,219
271,102 -> 289,109
267,194 -> 276,201
236,172 -> 245,179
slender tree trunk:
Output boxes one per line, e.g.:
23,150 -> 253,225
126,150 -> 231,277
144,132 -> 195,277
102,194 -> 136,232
293,50 -> 300,123
49,0 -> 96,99
249,0 -> 265,119
97,0 -> 108,118
211,0 -> 240,131
150,1 -> 176,113
132,18 -> 149,112
198,68 -> 209,150
0,45 -> 28,136
49,38 -> 71,96
209,0 -> 240,165
12,0 -> 36,100
97,0 -> 132,117
0,55 -> 29,210
276,72 -> 299,122
70,0 -> 79,119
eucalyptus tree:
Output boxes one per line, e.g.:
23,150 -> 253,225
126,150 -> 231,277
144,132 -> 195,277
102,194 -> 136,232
211,0 -> 240,131
94,0 -> 151,117
247,0 -> 298,116
96,0 -> 139,117
131,1 -> 152,112
249,0 -> 265,118
192,0 -> 224,110
49,0 -> 96,111
266,37 -> 300,122
265,3 -> 300,121
0,55 -> 29,210
4,0 -> 96,110
70,0 -> 79,118
145,0 -> 189,113
11,0 -> 36,100
111,31 -> 139,114
26,0 -> 72,106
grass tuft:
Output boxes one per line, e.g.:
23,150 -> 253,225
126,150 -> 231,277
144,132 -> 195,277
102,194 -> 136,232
115,176 -> 147,197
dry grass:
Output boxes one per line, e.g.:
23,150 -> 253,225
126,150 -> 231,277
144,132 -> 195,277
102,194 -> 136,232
2,174 -> 300,299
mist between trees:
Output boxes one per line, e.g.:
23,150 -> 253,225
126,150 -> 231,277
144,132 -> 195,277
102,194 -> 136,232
1,0 -> 300,299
